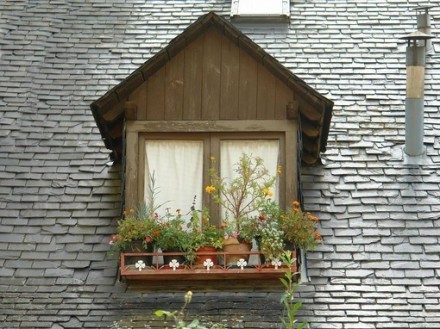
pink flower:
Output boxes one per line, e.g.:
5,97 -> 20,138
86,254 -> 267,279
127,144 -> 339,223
232,232 -> 238,238
109,234 -> 115,245
224,234 -> 229,240
145,236 -> 152,243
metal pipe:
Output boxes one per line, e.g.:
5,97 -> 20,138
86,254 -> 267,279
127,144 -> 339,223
415,6 -> 434,54
404,41 -> 426,156
401,31 -> 433,157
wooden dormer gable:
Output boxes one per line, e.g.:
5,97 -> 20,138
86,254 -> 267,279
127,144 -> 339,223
91,12 -> 333,165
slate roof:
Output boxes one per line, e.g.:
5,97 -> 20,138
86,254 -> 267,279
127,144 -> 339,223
90,12 -> 333,165
1,1 -> 440,328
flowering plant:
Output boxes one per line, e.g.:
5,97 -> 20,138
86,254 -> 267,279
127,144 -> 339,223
280,201 -> 321,251
154,208 -> 192,252
206,154 -> 277,243
188,209 -> 225,250
109,207 -> 160,252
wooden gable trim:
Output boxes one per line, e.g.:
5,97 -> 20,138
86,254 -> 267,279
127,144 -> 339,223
90,12 -> 333,165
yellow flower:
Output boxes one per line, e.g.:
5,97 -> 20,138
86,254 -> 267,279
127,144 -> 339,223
205,185 -> 216,194
262,188 -> 273,197
276,166 -> 282,175
210,156 -> 215,161
129,208 -> 135,214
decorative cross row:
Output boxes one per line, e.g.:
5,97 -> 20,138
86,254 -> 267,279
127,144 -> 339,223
237,258 -> 247,270
271,258 -> 282,270
135,260 -> 146,271
169,259 -> 180,271
203,258 -> 214,271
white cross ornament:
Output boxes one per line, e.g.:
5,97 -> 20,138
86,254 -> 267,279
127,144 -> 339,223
203,258 -> 214,271
271,258 -> 282,270
135,260 -> 146,271
169,259 -> 180,271
237,258 -> 247,270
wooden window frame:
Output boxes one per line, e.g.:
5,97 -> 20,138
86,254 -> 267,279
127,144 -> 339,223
124,120 -> 298,213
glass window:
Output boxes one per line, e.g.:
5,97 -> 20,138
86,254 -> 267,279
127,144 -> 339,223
145,140 -> 204,221
220,140 -> 280,220
231,0 -> 290,18
142,134 -> 285,224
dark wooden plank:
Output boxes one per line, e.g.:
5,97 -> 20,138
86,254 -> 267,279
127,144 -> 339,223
129,81 -> 147,120
146,67 -> 166,120
238,50 -> 257,119
183,38 -> 203,120
275,80 -> 294,120
256,63 -> 276,119
165,51 -> 185,120
220,34 -> 239,120
201,28 -> 221,120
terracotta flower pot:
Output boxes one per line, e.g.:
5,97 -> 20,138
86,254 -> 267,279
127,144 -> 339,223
223,237 -> 252,266
195,246 -> 218,265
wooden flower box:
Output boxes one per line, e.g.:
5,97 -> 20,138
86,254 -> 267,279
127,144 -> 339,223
120,250 -> 297,282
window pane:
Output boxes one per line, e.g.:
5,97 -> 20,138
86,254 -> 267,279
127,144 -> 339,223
220,140 -> 280,219
145,140 -> 203,222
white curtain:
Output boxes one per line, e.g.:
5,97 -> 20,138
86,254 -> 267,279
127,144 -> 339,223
145,140 -> 203,223
220,140 -> 280,219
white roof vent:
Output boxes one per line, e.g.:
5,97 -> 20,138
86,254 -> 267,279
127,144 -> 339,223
231,0 -> 290,20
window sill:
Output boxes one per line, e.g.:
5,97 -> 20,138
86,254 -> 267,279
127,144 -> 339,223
120,251 -> 297,282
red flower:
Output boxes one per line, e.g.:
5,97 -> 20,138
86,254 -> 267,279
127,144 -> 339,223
145,236 -> 152,243
153,230 -> 160,236
258,215 -> 266,221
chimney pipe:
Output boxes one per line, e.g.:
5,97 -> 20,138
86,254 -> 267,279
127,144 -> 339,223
401,31 -> 433,157
415,6 -> 434,54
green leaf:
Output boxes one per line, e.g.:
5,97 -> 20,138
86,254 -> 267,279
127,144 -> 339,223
280,278 -> 289,289
297,322 -> 308,329
154,310 -> 164,317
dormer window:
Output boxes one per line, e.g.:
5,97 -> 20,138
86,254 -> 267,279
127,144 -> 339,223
90,12 -> 333,282
231,0 -> 290,20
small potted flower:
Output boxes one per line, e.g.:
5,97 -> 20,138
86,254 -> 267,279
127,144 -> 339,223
109,207 -> 160,266
280,201 -> 322,251
206,154 -> 278,265
187,209 -> 224,265
155,208 -> 191,266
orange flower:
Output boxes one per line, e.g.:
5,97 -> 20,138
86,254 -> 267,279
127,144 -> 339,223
153,229 -> 160,236
202,217 -> 209,224
314,231 -> 322,240
292,201 -> 300,208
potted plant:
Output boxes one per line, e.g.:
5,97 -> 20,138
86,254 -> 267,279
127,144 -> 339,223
206,154 -> 277,265
187,209 -> 224,265
280,201 -> 322,251
155,208 -> 191,266
109,207 -> 160,266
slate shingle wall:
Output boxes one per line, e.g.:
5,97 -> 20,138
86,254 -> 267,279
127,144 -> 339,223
1,0 -> 440,328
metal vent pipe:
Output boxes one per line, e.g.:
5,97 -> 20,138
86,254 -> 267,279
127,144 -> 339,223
401,31 -> 433,156
415,6 -> 434,54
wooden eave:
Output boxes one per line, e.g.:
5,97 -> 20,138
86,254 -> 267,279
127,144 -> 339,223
90,12 -> 333,165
